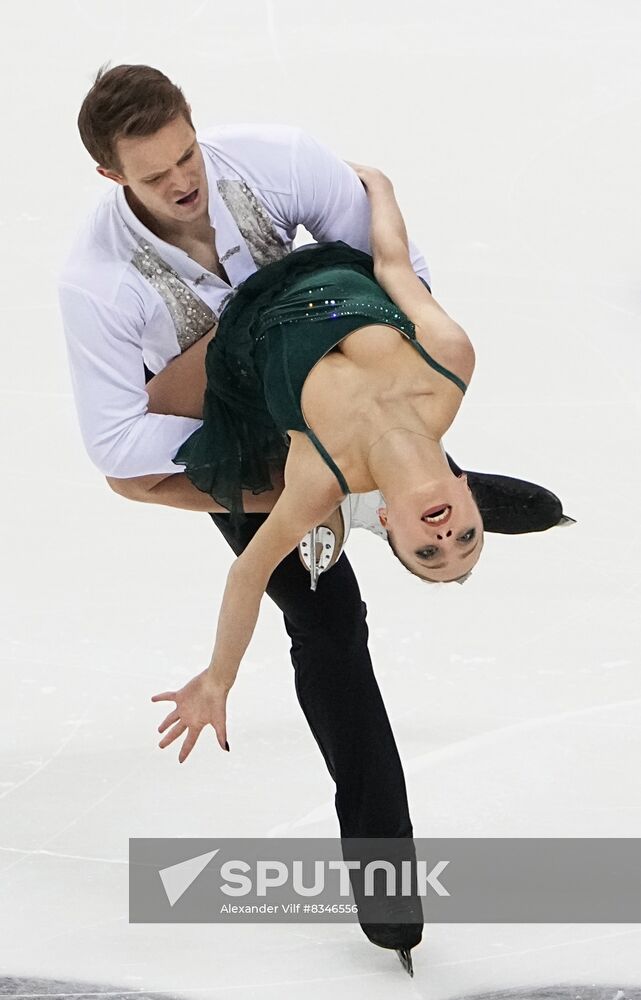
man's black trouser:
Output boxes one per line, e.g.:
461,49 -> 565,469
209,511 -> 414,841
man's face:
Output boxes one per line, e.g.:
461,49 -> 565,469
97,114 -> 209,229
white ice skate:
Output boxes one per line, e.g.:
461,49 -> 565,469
297,496 -> 352,591
297,491 -> 387,591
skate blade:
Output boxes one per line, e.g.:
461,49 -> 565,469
396,947 -> 414,977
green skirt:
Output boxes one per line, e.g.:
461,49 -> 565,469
172,240 -> 413,529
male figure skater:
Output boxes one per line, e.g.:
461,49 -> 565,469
59,64 -> 572,975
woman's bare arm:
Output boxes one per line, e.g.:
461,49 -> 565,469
346,162 -> 411,268
149,440 -> 341,763
347,163 -> 469,340
206,443 -> 343,690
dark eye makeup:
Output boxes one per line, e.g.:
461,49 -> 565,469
415,527 -> 476,561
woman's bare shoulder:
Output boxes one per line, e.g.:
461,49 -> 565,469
414,318 -> 476,388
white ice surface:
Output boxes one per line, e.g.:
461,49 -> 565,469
1,1 -> 640,996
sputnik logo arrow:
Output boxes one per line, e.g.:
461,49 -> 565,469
158,849 -> 220,906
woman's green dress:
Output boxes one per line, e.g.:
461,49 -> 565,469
173,241 -> 467,529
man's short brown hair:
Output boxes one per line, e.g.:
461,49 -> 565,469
77,63 -> 195,172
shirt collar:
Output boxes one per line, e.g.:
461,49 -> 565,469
113,146 -> 261,287
115,183 -> 207,282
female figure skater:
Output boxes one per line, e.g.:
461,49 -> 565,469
150,162 -> 479,757
148,164 -> 574,976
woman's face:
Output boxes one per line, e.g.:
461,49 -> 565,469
379,473 -> 484,582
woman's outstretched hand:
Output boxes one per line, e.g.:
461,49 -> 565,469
151,670 -> 230,763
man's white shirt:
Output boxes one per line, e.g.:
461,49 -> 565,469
59,124 -> 431,479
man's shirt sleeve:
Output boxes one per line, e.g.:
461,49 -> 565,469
289,128 -> 432,288
59,283 -> 203,478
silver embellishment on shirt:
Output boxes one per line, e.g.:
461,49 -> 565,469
219,291 -> 234,312
220,244 -> 241,264
217,180 -> 291,268
129,234 -> 217,352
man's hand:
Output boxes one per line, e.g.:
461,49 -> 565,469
152,669 -> 231,762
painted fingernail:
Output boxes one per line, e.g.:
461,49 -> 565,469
225,741 -> 230,752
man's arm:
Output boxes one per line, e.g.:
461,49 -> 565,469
60,283 -> 276,512
60,282 -> 203,479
